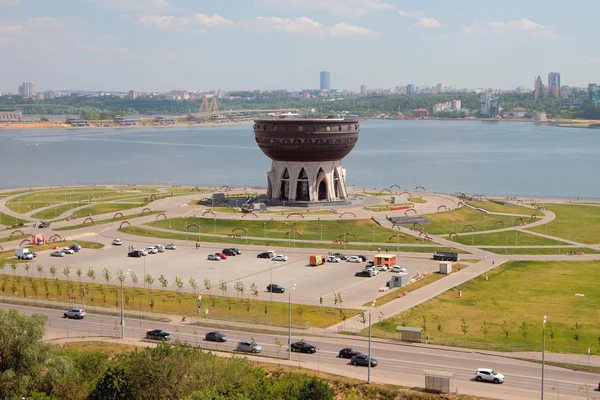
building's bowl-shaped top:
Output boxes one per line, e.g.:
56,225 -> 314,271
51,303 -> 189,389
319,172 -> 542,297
253,117 -> 359,162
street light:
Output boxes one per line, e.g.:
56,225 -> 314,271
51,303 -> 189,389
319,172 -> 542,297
321,224 -> 323,241
288,283 -> 296,360
484,216 -> 487,231
505,237 -> 508,255
213,217 -> 216,233
264,221 -> 266,238
541,315 -> 547,400
120,269 -> 131,339
269,260 -> 273,302
368,299 -> 376,384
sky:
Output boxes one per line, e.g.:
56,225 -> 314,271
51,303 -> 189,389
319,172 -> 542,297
0,0 -> 598,93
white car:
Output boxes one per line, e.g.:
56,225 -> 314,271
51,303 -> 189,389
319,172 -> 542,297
139,249 -> 148,256
155,244 -> 165,252
272,255 -> 288,262
165,243 -> 177,250
145,246 -> 158,254
347,256 -> 362,263
207,254 -> 221,261
112,239 -> 122,246
61,247 -> 75,254
390,266 -> 407,273
51,250 -> 65,257
364,267 -> 378,275
374,264 -> 388,271
326,255 -> 341,263
474,368 -> 504,384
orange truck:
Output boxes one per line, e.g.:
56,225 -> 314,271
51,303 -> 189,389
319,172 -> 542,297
309,254 -> 325,266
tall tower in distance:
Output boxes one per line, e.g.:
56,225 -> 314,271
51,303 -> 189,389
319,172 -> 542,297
17,81 -> 36,98
320,71 -> 330,91
534,76 -> 543,101
548,72 -> 561,98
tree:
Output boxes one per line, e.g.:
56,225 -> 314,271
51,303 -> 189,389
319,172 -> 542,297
188,277 -> 198,294
250,282 -> 259,301
130,271 -> 138,285
421,316 -> 427,332
234,281 -> 245,299
460,318 -> 469,335
87,267 -> 96,282
76,267 -> 82,283
158,274 -> 168,292
203,278 -> 211,296
358,312 -> 366,327
63,265 -> 71,282
501,320 -> 510,338
116,269 -> 125,285
174,276 -> 183,303
36,264 -> 44,278
519,321 -> 528,340
24,263 -> 30,277
49,265 -> 56,278
480,320 -> 489,336
102,267 -> 111,285
218,280 -> 227,299
546,321 -> 555,340
10,262 -> 17,276
145,273 -> 154,292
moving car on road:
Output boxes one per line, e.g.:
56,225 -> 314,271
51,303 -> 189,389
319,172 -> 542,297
272,255 -> 288,261
338,348 -> 361,359
291,341 -> 317,353
351,354 -> 378,367
63,308 -> 86,319
266,284 -> 285,293
236,341 -> 262,353
112,239 -> 122,246
347,256 -> 362,263
390,266 -> 407,273
145,329 -> 171,341
474,368 -> 504,384
51,250 -> 65,257
205,331 -> 227,342
165,243 -> 177,250
207,254 -> 221,261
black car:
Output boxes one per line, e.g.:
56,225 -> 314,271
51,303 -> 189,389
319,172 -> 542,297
205,331 -> 227,342
355,270 -> 373,277
357,255 -> 368,262
339,348 -> 361,359
332,253 -> 347,260
266,284 -> 285,293
351,354 -> 378,367
145,329 -> 171,341
257,252 -> 274,259
365,260 -> 374,268
38,221 -> 50,228
228,248 -> 242,255
222,248 -> 237,256
291,341 -> 317,353
128,250 -> 144,258
70,244 -> 82,252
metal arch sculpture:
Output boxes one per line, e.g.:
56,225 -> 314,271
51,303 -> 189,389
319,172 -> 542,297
156,213 -> 167,220
411,222 -> 423,231
493,220 -> 504,227
537,206 -> 545,212
213,201 -> 228,207
516,200 -> 524,204
454,192 -> 467,199
202,210 -> 216,217
231,227 -> 247,235
457,201 -> 465,207
10,229 -> 25,237
338,232 -> 356,239
529,213 -> 538,221
515,217 -> 525,225
462,224 -> 476,232
286,212 -> 305,219
330,209 -> 338,214
415,186 -> 426,191
186,223 -> 201,232
150,194 -> 157,201
448,232 -> 459,238
19,239 -> 33,246
83,217 -> 95,225
404,209 -> 417,216
379,188 -> 393,195
418,231 -> 433,241
285,230 -> 303,237
388,233 -> 407,241
113,212 -> 124,219
141,208 -> 151,214
48,234 -> 64,242
242,212 -> 258,219
0,245 -> 3,251
437,205 -> 448,211
339,211 -> 356,219
191,186 -> 201,192
399,191 -> 411,197
390,184 -> 401,191
219,185 -> 232,191
119,221 -> 131,230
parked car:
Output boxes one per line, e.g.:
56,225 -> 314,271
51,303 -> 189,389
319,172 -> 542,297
347,256 -> 362,263
374,264 -> 388,271
138,249 -> 148,256
112,239 -> 123,246
365,260 -> 374,268
272,255 -> 288,262
145,246 -> 158,254
228,248 -> 242,255
207,254 -> 221,261
236,340 -> 262,353
351,354 -> 378,367
215,252 -> 227,260
205,331 -> 227,342
30,252 -> 37,258
390,266 -> 407,273
38,221 -> 50,228
364,267 -> 378,275
222,248 -> 237,256
357,255 -> 368,262
339,348 -> 361,359
145,329 -> 171,341
266,284 -> 285,293
291,341 -> 317,353
155,244 -> 165,252
70,244 -> 82,252
51,250 -> 65,257
355,270 -> 373,277
61,247 -> 75,255
257,251 -> 276,258
474,368 -> 504,384
63,308 -> 86,319
128,250 -> 144,258
331,253 -> 347,260
326,255 -> 341,263
165,243 -> 177,250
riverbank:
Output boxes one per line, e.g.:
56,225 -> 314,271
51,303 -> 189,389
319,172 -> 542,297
0,120 -> 254,130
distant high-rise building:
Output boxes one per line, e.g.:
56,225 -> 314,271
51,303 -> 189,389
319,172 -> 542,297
320,71 -> 330,91
480,92 -> 499,118
548,72 -> 560,98
534,76 -> 543,101
436,83 -> 444,93
44,90 -> 56,100
360,84 -> 368,95
128,90 -> 137,100
406,84 -> 416,94
17,81 -> 36,98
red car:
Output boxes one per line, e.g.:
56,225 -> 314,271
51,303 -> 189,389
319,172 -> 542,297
215,252 -> 227,260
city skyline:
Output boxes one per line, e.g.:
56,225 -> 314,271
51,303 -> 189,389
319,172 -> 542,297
0,0 -> 598,92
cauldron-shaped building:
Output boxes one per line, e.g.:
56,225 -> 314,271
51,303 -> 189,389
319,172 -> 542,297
253,117 -> 359,202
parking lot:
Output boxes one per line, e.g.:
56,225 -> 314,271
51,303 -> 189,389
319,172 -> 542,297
29,239 -> 440,308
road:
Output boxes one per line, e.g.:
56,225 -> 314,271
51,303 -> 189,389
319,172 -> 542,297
5,303 -> 599,400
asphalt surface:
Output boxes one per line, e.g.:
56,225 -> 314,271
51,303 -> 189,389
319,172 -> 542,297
5,303 -> 599,400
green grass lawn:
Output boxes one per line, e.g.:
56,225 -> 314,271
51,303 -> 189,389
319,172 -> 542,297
71,202 -> 145,218
5,187 -> 120,213
527,204 -> 600,244
422,207 -> 538,235
31,203 -> 79,220
484,247 -> 600,255
465,200 -> 537,215
367,260 -> 600,354
362,272 -> 447,307
53,211 -> 163,231
0,212 -> 29,227
409,197 -> 427,204
450,230 -> 569,246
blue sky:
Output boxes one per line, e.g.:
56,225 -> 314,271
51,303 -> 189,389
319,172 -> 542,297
0,0 -> 598,92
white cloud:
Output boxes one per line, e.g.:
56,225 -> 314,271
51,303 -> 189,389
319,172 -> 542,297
255,0 -> 394,17
255,16 -> 375,37
77,44 -> 127,53
139,13 -> 233,31
189,13 -> 234,27
398,10 -> 424,18
0,0 -> 20,5
92,0 -> 169,13
0,23 -> 25,34
28,17 -> 59,26
415,17 -> 441,29
462,19 -> 557,38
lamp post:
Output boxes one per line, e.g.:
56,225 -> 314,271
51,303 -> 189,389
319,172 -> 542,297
541,315 -> 547,400
288,283 -> 296,360
120,269 -> 131,339
505,237 -> 508,255
321,224 -> 323,241
264,221 -> 266,238
568,228 -> 571,241
368,299 -> 376,384
213,217 -> 216,233
484,216 -> 487,231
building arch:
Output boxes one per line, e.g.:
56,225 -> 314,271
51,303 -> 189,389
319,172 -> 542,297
296,168 -> 309,201
333,169 -> 341,199
316,168 -> 328,201
280,168 -> 289,200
